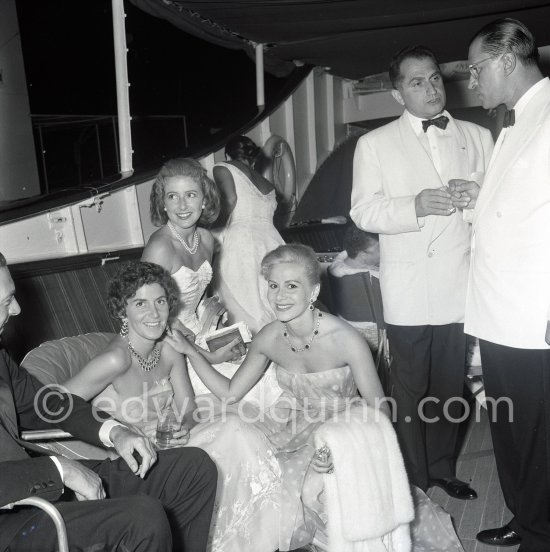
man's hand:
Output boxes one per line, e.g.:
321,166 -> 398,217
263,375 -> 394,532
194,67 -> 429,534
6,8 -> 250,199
449,179 -> 481,210
57,457 -> 106,501
109,425 -> 157,478
546,320 -> 550,346
415,188 -> 454,217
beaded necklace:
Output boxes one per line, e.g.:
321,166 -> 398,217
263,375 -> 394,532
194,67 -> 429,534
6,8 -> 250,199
283,309 -> 322,353
167,221 -> 200,255
128,340 -> 161,372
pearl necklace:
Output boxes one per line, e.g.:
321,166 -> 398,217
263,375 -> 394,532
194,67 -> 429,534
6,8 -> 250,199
283,309 -> 322,353
128,340 -> 161,372
167,221 -> 200,255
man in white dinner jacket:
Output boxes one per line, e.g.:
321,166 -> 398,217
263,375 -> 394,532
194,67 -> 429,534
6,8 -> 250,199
350,45 -> 493,497
459,18 -> 550,551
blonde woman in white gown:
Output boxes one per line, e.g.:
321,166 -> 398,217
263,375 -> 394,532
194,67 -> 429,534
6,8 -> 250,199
213,135 -> 285,335
165,244 -> 467,552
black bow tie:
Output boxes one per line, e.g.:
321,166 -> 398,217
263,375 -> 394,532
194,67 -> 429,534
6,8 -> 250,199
503,109 -> 515,128
422,115 -> 449,132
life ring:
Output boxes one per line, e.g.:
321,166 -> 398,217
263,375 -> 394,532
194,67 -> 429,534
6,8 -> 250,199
261,135 -> 296,209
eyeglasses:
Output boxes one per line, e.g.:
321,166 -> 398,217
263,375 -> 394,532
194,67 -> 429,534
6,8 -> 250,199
468,56 -> 494,79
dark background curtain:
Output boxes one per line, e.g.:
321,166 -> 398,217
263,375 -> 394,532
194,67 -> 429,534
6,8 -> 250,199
129,0 -> 550,78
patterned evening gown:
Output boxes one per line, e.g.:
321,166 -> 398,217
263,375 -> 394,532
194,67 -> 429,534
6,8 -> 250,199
93,377 -> 281,552
259,365 -> 465,551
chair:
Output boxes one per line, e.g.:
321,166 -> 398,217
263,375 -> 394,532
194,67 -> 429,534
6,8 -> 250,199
327,270 -> 391,392
1,497 -> 69,552
20,332 -> 118,460
3,333 -> 114,550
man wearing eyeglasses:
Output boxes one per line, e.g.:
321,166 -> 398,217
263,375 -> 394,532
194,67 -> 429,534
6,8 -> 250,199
460,18 -> 550,551
351,46 -> 493,499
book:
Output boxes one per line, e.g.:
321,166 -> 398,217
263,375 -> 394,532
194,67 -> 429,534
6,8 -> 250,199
204,321 -> 252,353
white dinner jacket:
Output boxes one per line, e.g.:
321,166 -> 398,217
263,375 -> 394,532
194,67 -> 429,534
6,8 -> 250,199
351,112 -> 493,326
465,78 -> 550,349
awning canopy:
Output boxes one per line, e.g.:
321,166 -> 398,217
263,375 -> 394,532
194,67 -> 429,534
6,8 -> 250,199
128,0 -> 550,79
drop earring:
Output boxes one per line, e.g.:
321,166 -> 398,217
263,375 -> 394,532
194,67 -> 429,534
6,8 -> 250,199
119,319 -> 129,337
309,299 -> 315,311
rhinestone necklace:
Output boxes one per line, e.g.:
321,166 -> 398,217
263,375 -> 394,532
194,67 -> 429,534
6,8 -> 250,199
128,340 -> 161,372
167,221 -> 200,255
283,309 -> 322,353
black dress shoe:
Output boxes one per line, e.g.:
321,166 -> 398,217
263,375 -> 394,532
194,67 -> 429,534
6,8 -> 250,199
429,477 -> 478,500
476,524 -> 521,546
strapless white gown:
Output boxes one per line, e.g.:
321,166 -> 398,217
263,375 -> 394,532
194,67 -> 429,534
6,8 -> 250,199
257,365 -> 465,552
172,260 -> 213,336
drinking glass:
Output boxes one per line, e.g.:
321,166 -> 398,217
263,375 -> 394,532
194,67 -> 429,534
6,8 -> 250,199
156,408 -> 180,449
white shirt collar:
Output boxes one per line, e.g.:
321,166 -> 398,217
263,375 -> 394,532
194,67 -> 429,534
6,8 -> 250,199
513,77 -> 548,119
406,109 -> 451,136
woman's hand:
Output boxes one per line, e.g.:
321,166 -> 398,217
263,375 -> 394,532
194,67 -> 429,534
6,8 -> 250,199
168,319 -> 196,341
164,327 -> 198,356
204,338 -> 244,364
311,445 -> 334,474
169,424 -> 191,447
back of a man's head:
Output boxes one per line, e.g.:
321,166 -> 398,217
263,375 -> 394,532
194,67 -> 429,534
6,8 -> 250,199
470,18 -> 539,68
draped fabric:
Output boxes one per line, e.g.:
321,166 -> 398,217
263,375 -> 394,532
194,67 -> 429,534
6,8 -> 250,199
128,0 -> 550,78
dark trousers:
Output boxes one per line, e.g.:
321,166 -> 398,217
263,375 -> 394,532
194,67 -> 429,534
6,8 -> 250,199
386,323 -> 467,490
1,447 -> 217,552
479,340 -> 550,552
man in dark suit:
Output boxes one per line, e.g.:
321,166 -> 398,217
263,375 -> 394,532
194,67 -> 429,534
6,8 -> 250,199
0,252 -> 217,551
